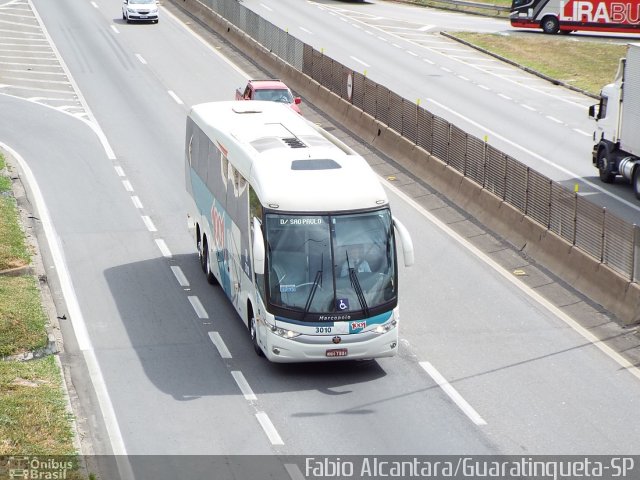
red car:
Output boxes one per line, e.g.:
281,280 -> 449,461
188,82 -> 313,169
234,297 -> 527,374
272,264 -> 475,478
235,79 -> 302,115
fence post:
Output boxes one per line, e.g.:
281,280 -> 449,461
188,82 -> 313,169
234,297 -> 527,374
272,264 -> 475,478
600,208 -> 606,263
572,192 -> 578,246
524,167 -> 530,215
634,224 -> 639,282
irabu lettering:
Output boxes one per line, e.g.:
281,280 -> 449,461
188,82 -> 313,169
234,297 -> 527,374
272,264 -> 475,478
560,1 -> 640,24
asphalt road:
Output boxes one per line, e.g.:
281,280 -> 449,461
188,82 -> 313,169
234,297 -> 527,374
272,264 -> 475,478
238,0 -> 640,223
2,0 -> 640,475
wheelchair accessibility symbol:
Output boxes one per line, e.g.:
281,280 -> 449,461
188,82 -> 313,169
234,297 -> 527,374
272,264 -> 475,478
337,298 -> 349,311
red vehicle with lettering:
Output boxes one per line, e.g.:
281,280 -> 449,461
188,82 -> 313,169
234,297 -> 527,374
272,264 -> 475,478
510,0 -> 640,34
235,79 -> 302,114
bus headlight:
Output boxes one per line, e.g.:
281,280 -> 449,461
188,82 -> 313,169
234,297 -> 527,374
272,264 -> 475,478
271,326 -> 301,339
374,320 -> 397,334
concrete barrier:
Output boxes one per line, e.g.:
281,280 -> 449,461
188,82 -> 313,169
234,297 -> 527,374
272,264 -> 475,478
168,0 -> 640,326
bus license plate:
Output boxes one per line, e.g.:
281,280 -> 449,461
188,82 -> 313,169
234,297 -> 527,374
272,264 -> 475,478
326,348 -> 348,357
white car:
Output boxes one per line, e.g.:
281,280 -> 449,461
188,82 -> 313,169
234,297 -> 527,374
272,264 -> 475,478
122,0 -> 159,23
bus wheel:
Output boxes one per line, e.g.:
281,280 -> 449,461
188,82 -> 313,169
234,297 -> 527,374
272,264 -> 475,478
598,149 -> 615,183
633,167 -> 640,200
541,16 -> 559,34
200,238 -> 217,285
249,313 -> 265,357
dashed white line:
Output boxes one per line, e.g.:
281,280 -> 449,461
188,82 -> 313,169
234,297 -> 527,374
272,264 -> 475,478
573,128 -> 591,137
423,58 -> 434,65
521,104 -> 536,111
155,238 -> 172,258
256,411 -> 284,445
377,36 -> 387,42
350,55 -> 369,68
130,195 -> 143,209
167,90 -> 183,105
440,67 -> 451,73
135,53 -> 146,64
122,180 -> 133,192
260,3 -> 272,11
420,361 -> 487,426
209,332 -> 232,358
498,93 -> 512,100
141,215 -> 157,232
110,25 -> 119,34
392,43 -> 402,49
546,115 -> 563,124
457,75 -> 469,81
406,50 -> 418,57
171,266 -> 190,287
299,26 -> 313,34
478,84 -> 490,90
90,1 -> 98,8
114,166 -> 125,177
188,295 -> 209,319
231,371 -> 257,401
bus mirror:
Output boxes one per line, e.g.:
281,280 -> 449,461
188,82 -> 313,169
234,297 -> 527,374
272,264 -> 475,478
588,104 -> 596,118
252,218 -> 265,275
393,217 -> 414,267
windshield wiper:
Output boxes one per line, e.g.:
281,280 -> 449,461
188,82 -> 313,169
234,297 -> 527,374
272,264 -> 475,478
303,253 -> 323,318
349,268 -> 370,317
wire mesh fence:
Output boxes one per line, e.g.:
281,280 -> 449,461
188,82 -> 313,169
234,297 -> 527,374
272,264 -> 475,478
208,0 -> 639,283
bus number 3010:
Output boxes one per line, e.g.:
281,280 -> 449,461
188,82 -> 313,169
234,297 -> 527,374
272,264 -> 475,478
315,326 -> 332,334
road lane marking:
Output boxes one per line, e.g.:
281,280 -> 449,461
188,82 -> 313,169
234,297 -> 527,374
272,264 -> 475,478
167,90 -> 183,104
299,26 -> 313,34
285,464 -> 305,480
256,411 -> 284,445
546,115 -> 563,124
130,195 -> 143,209
122,180 -> 133,192
188,295 -> 208,319
383,180 -> 640,383
135,53 -> 146,64
170,266 -> 189,287
260,3 -> 272,11
155,239 -> 172,258
420,362 -> 487,426
425,96 -> 640,213
573,128 -> 591,136
209,332 -> 231,358
141,215 -> 157,232
231,371 -> 257,400
114,165 -> 125,177
350,55 -> 369,68
3,142 -> 134,479
521,104 -> 536,111
498,93 -> 511,100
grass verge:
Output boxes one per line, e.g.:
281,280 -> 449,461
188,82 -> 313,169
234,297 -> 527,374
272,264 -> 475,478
0,151 -> 79,458
452,32 -> 627,95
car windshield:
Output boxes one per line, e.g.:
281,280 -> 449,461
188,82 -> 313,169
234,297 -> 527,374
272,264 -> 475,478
253,89 -> 293,103
265,209 -> 396,318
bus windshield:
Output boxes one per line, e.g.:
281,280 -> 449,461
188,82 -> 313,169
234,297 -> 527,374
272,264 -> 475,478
265,209 -> 397,319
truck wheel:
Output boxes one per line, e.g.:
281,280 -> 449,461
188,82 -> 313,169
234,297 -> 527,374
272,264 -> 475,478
633,167 -> 640,200
249,312 -> 265,357
541,16 -> 559,34
598,149 -> 615,183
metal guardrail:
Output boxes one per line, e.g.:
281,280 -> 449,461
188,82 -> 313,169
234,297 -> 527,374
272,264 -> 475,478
200,0 -> 640,283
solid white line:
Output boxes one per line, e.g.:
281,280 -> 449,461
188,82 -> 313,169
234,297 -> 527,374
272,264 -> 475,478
231,371 -> 257,400
135,53 -> 146,65
188,295 -> 208,319
130,195 -> 143,209
141,215 -> 157,232
155,239 -> 172,258
209,332 -> 232,358
29,0 -> 116,160
114,165 -> 125,177
425,97 -> 640,213
256,412 -> 284,445
420,362 -> 487,425
260,3 -> 272,11
170,266 -> 189,287
383,179 -> 640,383
2,143 -> 133,478
284,464 -> 306,480
350,55 -> 369,68
122,180 -> 133,192
167,90 -> 183,105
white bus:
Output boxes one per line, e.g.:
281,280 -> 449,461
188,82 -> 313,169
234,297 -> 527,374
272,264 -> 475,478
185,101 -> 414,362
